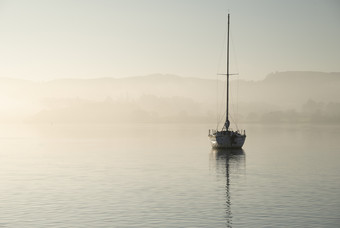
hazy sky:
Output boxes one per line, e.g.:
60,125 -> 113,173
0,0 -> 339,81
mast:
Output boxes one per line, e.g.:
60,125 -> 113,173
225,13 -> 230,130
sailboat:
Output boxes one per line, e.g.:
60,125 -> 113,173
208,14 -> 246,149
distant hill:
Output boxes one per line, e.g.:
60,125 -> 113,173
1,71 -> 339,123
236,71 -> 340,104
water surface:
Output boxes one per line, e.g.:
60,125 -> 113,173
0,123 -> 339,227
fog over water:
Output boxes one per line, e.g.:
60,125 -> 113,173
1,71 -> 340,125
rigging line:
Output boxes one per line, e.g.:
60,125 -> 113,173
230,30 -> 241,129
229,81 -> 239,130
216,76 -> 221,130
219,110 -> 227,127
230,31 -> 239,76
216,27 -> 227,130
217,76 -> 227,130
230,111 -> 239,131
237,74 -> 239,126
232,35 -> 240,126
216,72 -> 218,130
229,78 -> 241,131
216,75 -> 221,130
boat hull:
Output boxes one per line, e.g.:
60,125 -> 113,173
209,131 -> 246,149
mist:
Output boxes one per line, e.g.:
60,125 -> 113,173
1,71 -> 339,125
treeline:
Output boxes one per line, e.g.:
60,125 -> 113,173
27,97 -> 340,124
27,96 -> 212,124
244,100 -> 340,123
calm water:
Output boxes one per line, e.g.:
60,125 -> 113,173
0,123 -> 339,227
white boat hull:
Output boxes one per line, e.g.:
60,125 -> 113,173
209,130 -> 246,149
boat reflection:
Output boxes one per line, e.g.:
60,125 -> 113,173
210,148 -> 246,228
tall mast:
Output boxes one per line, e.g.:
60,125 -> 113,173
225,13 -> 230,130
